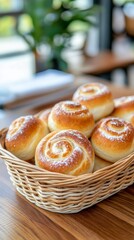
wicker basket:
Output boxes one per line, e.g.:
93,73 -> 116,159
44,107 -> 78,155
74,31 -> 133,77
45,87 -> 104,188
0,128 -> 134,214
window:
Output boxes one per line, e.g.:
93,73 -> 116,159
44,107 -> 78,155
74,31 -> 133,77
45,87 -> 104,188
0,0 -> 34,85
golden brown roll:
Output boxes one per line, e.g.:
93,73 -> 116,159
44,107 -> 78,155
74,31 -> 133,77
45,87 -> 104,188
73,83 -> 114,121
93,155 -> 112,172
91,117 -> 134,163
39,108 -> 51,126
5,115 -> 49,161
112,96 -> 134,127
48,100 -> 95,137
35,129 -> 95,176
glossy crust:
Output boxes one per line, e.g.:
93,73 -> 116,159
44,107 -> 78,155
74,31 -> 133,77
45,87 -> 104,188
5,115 -> 49,161
91,117 -> 134,162
73,83 -> 114,121
39,108 -> 51,126
35,130 -> 95,176
112,96 -> 134,127
48,101 -> 95,137
93,155 -> 112,172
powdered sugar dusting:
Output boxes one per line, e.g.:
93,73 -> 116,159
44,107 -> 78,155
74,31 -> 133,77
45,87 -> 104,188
100,117 -> 133,142
6,115 -> 34,141
115,96 -> 134,106
61,100 -> 89,116
43,137 -> 83,169
37,129 -> 93,175
74,83 -> 110,101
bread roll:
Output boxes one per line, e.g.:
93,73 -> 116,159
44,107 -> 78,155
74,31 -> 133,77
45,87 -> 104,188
48,100 -> 95,137
5,115 -> 49,161
91,117 -> 134,162
73,83 -> 114,121
39,108 -> 51,126
93,155 -> 112,172
112,96 -> 134,127
35,129 -> 95,176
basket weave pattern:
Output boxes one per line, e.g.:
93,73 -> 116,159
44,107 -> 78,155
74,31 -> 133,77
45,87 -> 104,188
0,128 -> 134,213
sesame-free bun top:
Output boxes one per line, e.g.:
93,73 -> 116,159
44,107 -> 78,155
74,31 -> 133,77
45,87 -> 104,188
91,117 -> 134,163
73,83 -> 114,121
48,100 -> 95,137
35,129 -> 95,176
39,108 -> 51,126
5,115 -> 49,161
112,96 -> 134,127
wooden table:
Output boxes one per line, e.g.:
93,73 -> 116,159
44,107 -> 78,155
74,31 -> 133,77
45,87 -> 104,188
0,76 -> 134,240
68,51 -> 134,85
78,51 -> 134,75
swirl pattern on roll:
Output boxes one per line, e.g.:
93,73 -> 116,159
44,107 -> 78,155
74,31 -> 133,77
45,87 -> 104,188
112,96 -> 134,127
91,117 -> 134,162
73,83 -> 114,121
5,115 -> 49,161
35,130 -> 94,175
48,101 -> 94,137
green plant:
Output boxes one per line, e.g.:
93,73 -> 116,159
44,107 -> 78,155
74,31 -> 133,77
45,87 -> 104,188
17,0 -> 99,72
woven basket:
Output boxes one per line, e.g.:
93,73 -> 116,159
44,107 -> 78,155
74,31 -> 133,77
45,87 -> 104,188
0,128 -> 134,214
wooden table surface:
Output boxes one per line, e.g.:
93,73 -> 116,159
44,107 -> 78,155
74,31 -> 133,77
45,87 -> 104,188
0,76 -> 134,240
78,51 -> 134,75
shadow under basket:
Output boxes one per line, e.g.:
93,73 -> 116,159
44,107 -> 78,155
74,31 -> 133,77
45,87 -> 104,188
0,128 -> 134,214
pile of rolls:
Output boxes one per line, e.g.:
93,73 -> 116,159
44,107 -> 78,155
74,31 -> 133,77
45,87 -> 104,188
4,83 -> 134,176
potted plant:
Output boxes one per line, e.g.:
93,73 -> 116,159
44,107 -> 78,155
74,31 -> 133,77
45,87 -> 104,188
17,0 -> 99,73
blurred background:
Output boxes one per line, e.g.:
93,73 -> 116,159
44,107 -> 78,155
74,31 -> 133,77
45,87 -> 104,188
0,0 -> 134,87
